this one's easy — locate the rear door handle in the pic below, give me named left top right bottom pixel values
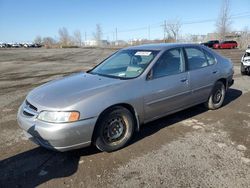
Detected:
left=213, top=70, right=218, bottom=74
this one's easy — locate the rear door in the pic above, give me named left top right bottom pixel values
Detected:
left=225, top=42, right=231, bottom=49
left=143, top=48, right=191, bottom=122
left=184, top=46, right=218, bottom=104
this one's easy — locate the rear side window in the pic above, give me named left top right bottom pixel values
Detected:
left=185, top=47, right=208, bottom=70
left=203, top=50, right=216, bottom=65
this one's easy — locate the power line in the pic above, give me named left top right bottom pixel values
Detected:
left=183, top=12, right=250, bottom=25
left=83, top=11, right=250, bottom=40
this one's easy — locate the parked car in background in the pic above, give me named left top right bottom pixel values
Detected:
left=5, top=43, right=12, bottom=48
left=17, top=43, right=234, bottom=152
left=11, top=43, right=21, bottom=48
left=0, top=42, right=42, bottom=48
left=241, top=48, right=250, bottom=75
left=24, top=43, right=33, bottom=48
left=201, top=40, right=219, bottom=48
left=213, top=41, right=238, bottom=49
left=0, top=43, right=6, bottom=48
left=34, top=43, right=42, bottom=48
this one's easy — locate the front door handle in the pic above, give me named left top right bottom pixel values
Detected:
left=180, top=78, right=188, bottom=82
left=213, top=70, right=218, bottom=74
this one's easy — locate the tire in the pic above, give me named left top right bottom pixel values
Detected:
left=205, top=81, right=226, bottom=110
left=241, top=63, right=247, bottom=75
left=94, top=106, right=135, bottom=152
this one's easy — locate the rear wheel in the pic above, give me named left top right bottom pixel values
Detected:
left=94, top=106, right=135, bottom=152
left=205, top=81, right=225, bottom=110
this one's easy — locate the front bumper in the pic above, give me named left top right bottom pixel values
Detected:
left=241, top=62, right=250, bottom=72
left=17, top=104, right=97, bottom=152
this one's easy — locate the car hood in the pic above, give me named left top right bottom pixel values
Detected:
left=27, top=72, right=124, bottom=109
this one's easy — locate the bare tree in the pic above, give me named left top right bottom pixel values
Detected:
left=165, top=19, right=182, bottom=42
left=43, top=37, right=56, bottom=48
left=34, top=35, right=42, bottom=44
left=93, top=24, right=103, bottom=46
left=58, top=27, right=71, bottom=46
left=238, top=27, right=250, bottom=49
left=216, top=0, right=232, bottom=40
left=73, top=30, right=82, bottom=46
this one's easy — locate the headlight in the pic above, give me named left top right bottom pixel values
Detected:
left=37, top=111, right=80, bottom=123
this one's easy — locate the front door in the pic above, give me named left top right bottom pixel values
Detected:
left=143, top=48, right=191, bottom=122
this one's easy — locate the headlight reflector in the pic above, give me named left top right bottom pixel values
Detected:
left=37, top=111, right=80, bottom=123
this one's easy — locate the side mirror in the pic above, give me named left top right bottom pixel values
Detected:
left=146, top=69, right=153, bottom=80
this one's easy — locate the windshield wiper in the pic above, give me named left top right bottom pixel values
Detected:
left=89, top=72, right=123, bottom=79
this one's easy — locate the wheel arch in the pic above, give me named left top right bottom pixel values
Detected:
left=207, top=78, right=227, bottom=101
left=217, top=78, right=227, bottom=89
left=218, top=78, right=226, bottom=86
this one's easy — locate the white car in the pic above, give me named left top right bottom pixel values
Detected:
left=241, top=49, right=250, bottom=75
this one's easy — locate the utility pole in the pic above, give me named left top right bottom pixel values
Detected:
left=115, top=27, right=118, bottom=45
left=164, top=20, right=167, bottom=43
left=148, top=25, right=150, bottom=41
left=112, top=32, right=115, bottom=46
left=85, top=32, right=87, bottom=41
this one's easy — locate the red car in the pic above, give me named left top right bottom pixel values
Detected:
left=213, top=41, right=238, bottom=49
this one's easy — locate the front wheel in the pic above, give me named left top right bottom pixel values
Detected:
left=94, top=106, right=135, bottom=152
left=205, top=81, right=226, bottom=110
left=241, top=63, right=247, bottom=75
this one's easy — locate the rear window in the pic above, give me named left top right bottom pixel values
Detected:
left=222, top=41, right=237, bottom=44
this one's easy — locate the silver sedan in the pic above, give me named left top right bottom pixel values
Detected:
left=17, top=43, right=234, bottom=152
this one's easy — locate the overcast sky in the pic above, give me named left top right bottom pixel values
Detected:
left=0, top=0, right=250, bottom=42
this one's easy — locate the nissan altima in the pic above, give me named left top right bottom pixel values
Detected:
left=17, top=43, right=234, bottom=152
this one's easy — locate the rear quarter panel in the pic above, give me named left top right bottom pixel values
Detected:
left=213, top=52, right=234, bottom=80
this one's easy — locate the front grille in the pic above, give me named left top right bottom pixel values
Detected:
left=23, top=100, right=38, bottom=117
left=25, top=100, right=38, bottom=111
left=23, top=110, right=34, bottom=117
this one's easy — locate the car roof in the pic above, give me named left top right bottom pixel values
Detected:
left=246, top=49, right=250, bottom=53
left=123, top=43, right=203, bottom=51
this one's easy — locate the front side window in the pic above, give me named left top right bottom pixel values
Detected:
left=90, top=50, right=159, bottom=79
left=153, top=48, right=184, bottom=78
left=185, top=47, right=208, bottom=70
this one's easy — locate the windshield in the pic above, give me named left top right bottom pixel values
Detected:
left=90, top=49, right=159, bottom=79
left=245, top=52, right=250, bottom=57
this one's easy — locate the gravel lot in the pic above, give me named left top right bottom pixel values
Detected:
left=0, top=48, right=249, bottom=188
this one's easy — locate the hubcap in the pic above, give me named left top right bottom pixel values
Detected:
left=103, top=117, right=126, bottom=143
left=213, top=89, right=222, bottom=104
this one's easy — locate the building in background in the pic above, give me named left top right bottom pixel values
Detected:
left=84, top=40, right=109, bottom=47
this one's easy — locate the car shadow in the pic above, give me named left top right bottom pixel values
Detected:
left=223, top=88, right=242, bottom=106
left=0, top=88, right=242, bottom=188
left=0, top=146, right=100, bottom=188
